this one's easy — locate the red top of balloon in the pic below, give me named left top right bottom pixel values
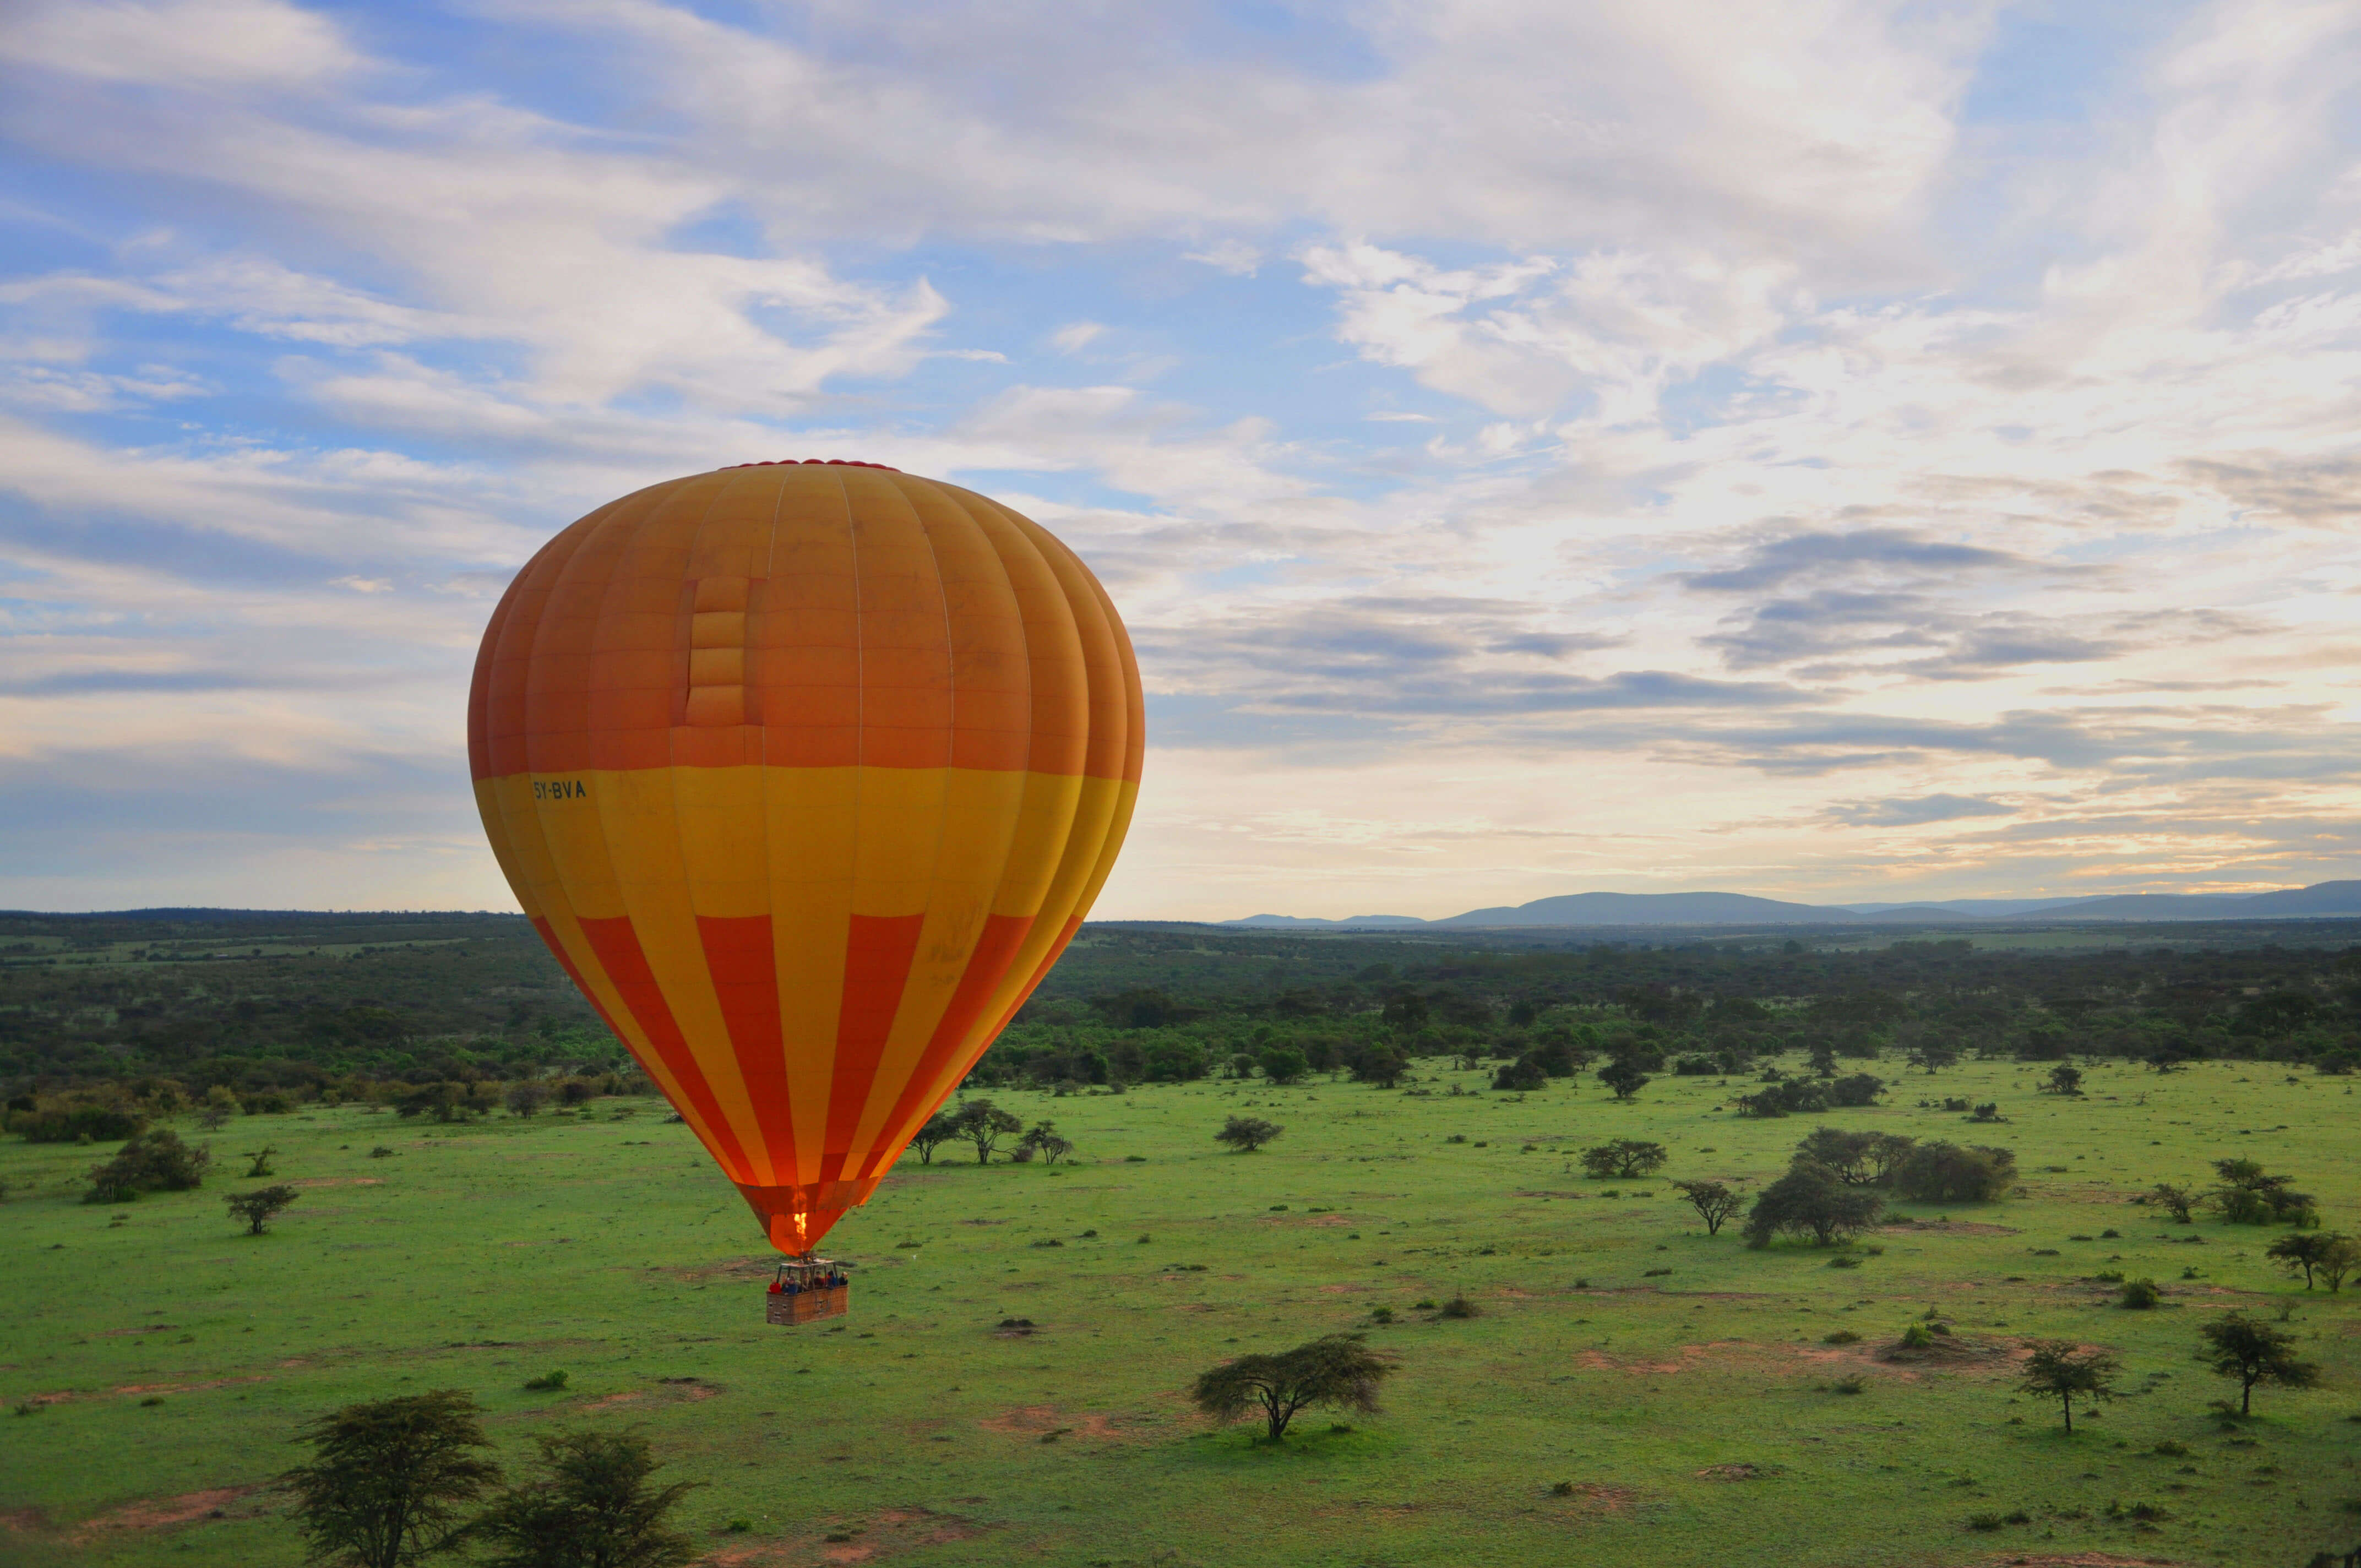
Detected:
left=723, top=459, right=900, bottom=471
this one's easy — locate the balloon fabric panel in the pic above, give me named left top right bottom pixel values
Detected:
left=469, top=464, right=1139, bottom=1254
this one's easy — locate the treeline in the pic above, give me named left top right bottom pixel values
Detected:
left=0, top=912, right=619, bottom=1093
left=977, top=925, right=2361, bottom=1087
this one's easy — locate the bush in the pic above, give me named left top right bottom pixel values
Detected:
left=2119, top=1279, right=2161, bottom=1309
left=1892, top=1142, right=2016, bottom=1204
left=1899, top=1322, right=1934, bottom=1349
left=1215, top=1117, right=1284, bottom=1153
left=1743, top=1160, right=1884, bottom=1247
left=1580, top=1139, right=1668, bottom=1179
left=1438, top=1295, right=1479, bottom=1319
left=522, top=1371, right=569, bottom=1391
left=85, top=1130, right=210, bottom=1203
left=8, top=1102, right=146, bottom=1144
left=1492, top=1057, right=1547, bottom=1092
left=226, top=1184, right=300, bottom=1235
left=472, top=1426, right=701, bottom=1568
left=1823, top=1330, right=1861, bottom=1344
left=1258, top=1047, right=1308, bottom=1085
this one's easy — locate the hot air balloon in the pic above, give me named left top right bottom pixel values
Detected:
left=468, top=460, right=1141, bottom=1316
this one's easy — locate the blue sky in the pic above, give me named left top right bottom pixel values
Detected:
left=2, top=0, right=2358, bottom=919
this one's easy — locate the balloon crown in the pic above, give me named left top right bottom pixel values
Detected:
left=724, top=458, right=900, bottom=471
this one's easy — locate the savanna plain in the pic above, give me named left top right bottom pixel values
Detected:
left=1, top=923, right=2356, bottom=1568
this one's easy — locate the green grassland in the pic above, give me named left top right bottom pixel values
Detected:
left=2, top=1060, right=2354, bottom=1568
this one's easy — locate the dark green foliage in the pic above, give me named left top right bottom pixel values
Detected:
left=2151, top=1183, right=2197, bottom=1223
left=85, top=1129, right=210, bottom=1203
left=1438, top=1294, right=1478, bottom=1319
left=2042, top=1065, right=2083, bottom=1095
left=2208, top=1158, right=2315, bottom=1225
left=243, top=1144, right=278, bottom=1178
left=1215, top=1116, right=1283, bottom=1153
left=2268, top=1231, right=2337, bottom=1288
left=1891, top=1142, right=2016, bottom=1204
left=282, top=1390, right=500, bottom=1568
left=1089, top=988, right=1199, bottom=1028
left=227, top=1183, right=300, bottom=1234
left=949, top=1099, right=1021, bottom=1163
left=1794, top=1128, right=1914, bottom=1185
left=1579, top=1139, right=1667, bottom=1179
left=469, top=1427, right=701, bottom=1568
left=2198, top=1314, right=2320, bottom=1414
left=1258, top=1047, right=1308, bottom=1085
left=7, top=1100, right=146, bottom=1143
left=522, top=1372, right=568, bottom=1392
left=1190, top=1335, right=1390, bottom=1441
left=1018, top=1121, right=1075, bottom=1164
left=1744, top=1161, right=1884, bottom=1246
left=2118, top=1279, right=2161, bottom=1309
left=1491, top=1057, right=1547, bottom=1091
left=1597, top=1058, right=1649, bottom=1101
left=1671, top=1178, right=1744, bottom=1235
left=504, top=1083, right=548, bottom=1118
left=1350, top=1046, right=1408, bottom=1087
left=1734, top=1074, right=1884, bottom=1117
left=907, top=1110, right=958, bottom=1165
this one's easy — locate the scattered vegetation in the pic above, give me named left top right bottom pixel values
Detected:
left=1190, top=1336, right=1391, bottom=1441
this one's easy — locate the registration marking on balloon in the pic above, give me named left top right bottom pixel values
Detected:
left=469, top=462, right=1141, bottom=1281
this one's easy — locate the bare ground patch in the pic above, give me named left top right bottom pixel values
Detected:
left=581, top=1378, right=722, bottom=1411
left=1881, top=1220, right=2020, bottom=1237
left=1972, top=1556, right=2182, bottom=1567
left=72, top=1487, right=258, bottom=1540
left=1696, top=1463, right=1768, bottom=1480
left=290, top=1177, right=384, bottom=1189
left=696, top=1509, right=988, bottom=1566
left=1550, top=1483, right=1638, bottom=1516
left=978, top=1404, right=1136, bottom=1442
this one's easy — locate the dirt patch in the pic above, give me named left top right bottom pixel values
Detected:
left=72, top=1487, right=256, bottom=1539
left=1975, top=1556, right=2182, bottom=1567
left=108, top=1376, right=273, bottom=1398
left=0, top=1508, right=51, bottom=1534
left=1550, top=1483, right=1637, bottom=1516
left=1877, top=1335, right=2048, bottom=1371
left=978, top=1404, right=1134, bottom=1442
left=1696, top=1463, right=1766, bottom=1480
left=290, top=1177, right=384, bottom=1189
left=1881, top=1219, right=2020, bottom=1237
left=1574, top=1340, right=1759, bottom=1377
left=583, top=1379, right=721, bottom=1411
left=94, top=1324, right=179, bottom=1337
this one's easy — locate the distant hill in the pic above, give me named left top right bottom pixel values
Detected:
left=1220, top=880, right=2361, bottom=928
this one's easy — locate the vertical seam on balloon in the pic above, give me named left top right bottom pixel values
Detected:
left=757, top=469, right=790, bottom=1186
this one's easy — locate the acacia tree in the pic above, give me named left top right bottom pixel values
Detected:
left=2267, top=1232, right=2337, bottom=1289
left=1019, top=1121, right=1075, bottom=1165
left=1579, top=1139, right=1667, bottom=1179
left=1190, top=1335, right=1389, bottom=1441
left=2042, top=1065, right=2084, bottom=1095
left=907, top=1110, right=959, bottom=1166
left=1743, top=1160, right=1884, bottom=1248
left=470, top=1427, right=701, bottom=1568
left=2150, top=1183, right=2197, bottom=1224
left=2017, top=1341, right=2119, bottom=1433
left=1670, top=1179, right=1744, bottom=1237
left=504, top=1084, right=548, bottom=1119
left=227, top=1184, right=300, bottom=1235
left=951, top=1100, right=1021, bottom=1164
left=2199, top=1314, right=2319, bottom=1415
left=1597, top=1059, right=1650, bottom=1102
left=282, top=1391, right=501, bottom=1568
left=1215, top=1116, right=1284, bottom=1153
left=2318, top=1236, right=2361, bottom=1295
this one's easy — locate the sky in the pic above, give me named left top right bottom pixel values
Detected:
left=2, top=0, right=2358, bottom=922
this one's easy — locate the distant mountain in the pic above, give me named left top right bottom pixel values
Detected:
left=1217, top=880, right=2361, bottom=928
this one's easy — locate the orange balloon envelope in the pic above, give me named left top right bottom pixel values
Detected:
left=469, top=460, right=1142, bottom=1254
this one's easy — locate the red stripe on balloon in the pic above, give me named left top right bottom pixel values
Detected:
left=818, top=913, right=927, bottom=1185
left=575, top=915, right=757, bottom=1175
left=696, top=914, right=798, bottom=1186
left=855, top=912, right=1033, bottom=1180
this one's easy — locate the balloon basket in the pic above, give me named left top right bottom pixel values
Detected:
left=765, top=1255, right=849, bottom=1326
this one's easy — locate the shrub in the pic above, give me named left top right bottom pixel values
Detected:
left=1597, top=1059, right=1650, bottom=1101
left=1492, top=1057, right=1548, bottom=1092
left=1892, top=1142, right=2016, bottom=1204
left=8, top=1102, right=146, bottom=1144
left=1743, top=1160, right=1884, bottom=1247
left=85, top=1130, right=210, bottom=1204
left=1438, top=1295, right=1479, bottom=1319
left=1899, top=1322, right=1935, bottom=1349
left=1258, top=1047, right=1308, bottom=1085
left=2118, top=1279, right=2161, bottom=1310
left=1215, top=1116, right=1284, bottom=1153
left=472, top=1427, right=701, bottom=1568
left=284, top=1391, right=501, bottom=1568
left=523, top=1371, right=569, bottom=1391
left=226, top=1184, right=300, bottom=1235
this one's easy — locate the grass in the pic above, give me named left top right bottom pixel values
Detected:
left=0, top=1059, right=2355, bottom=1566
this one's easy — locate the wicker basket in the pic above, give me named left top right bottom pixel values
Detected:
left=766, top=1283, right=849, bottom=1325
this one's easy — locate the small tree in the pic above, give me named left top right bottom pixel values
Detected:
left=1215, top=1116, right=1283, bottom=1153
left=1019, top=1121, right=1075, bottom=1165
left=1350, top=1047, right=1407, bottom=1088
left=2318, top=1235, right=2361, bottom=1295
left=907, top=1110, right=958, bottom=1166
left=1492, top=1057, right=1547, bottom=1092
left=282, top=1390, right=501, bottom=1568
left=1190, top=1335, right=1389, bottom=1442
left=1671, top=1179, right=1744, bottom=1237
left=1891, top=1142, right=2015, bottom=1204
left=470, top=1427, right=701, bottom=1568
left=228, top=1184, right=301, bottom=1235
left=2042, top=1065, right=2084, bottom=1095
left=1258, top=1047, right=1308, bottom=1085
left=1597, top=1059, right=1650, bottom=1101
left=1743, top=1160, right=1884, bottom=1248
left=2198, top=1314, right=2320, bottom=1415
left=2267, top=1232, right=2336, bottom=1289
left=85, top=1130, right=211, bottom=1204
left=2207, top=1158, right=2314, bottom=1226
left=243, top=1145, right=279, bottom=1178
left=951, top=1099, right=1020, bottom=1164
left=2017, top=1341, right=2119, bottom=1433
left=1579, top=1139, right=1667, bottom=1180
left=505, top=1084, right=549, bottom=1119
left=2151, top=1183, right=2197, bottom=1224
